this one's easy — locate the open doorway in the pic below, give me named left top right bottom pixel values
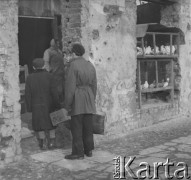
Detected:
left=18, top=15, right=62, bottom=115
left=18, top=17, right=53, bottom=73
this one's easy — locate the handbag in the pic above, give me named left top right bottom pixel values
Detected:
left=92, top=113, right=106, bottom=135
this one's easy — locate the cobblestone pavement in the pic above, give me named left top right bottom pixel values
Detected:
left=1, top=117, right=191, bottom=180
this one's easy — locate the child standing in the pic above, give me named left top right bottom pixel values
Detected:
left=25, top=58, right=60, bottom=150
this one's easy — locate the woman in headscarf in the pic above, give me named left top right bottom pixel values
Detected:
left=43, top=39, right=65, bottom=102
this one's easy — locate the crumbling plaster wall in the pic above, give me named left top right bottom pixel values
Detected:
left=0, top=0, right=21, bottom=166
left=161, top=0, right=191, bottom=115
left=81, top=0, right=137, bottom=139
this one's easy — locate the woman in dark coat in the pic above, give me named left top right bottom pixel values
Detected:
left=25, top=58, right=60, bottom=150
left=65, top=43, right=97, bottom=160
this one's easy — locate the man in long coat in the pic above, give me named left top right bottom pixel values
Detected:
left=25, top=58, right=60, bottom=150
left=65, top=43, right=97, bottom=160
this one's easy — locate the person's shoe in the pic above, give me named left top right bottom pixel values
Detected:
left=85, top=151, right=92, bottom=157
left=65, top=154, right=84, bottom=160
left=39, top=139, right=47, bottom=150
left=48, top=138, right=57, bottom=150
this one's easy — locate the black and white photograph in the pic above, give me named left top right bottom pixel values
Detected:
left=0, top=0, right=191, bottom=179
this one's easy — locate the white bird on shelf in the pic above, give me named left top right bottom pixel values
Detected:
left=172, top=46, right=176, bottom=54
left=155, top=46, right=160, bottom=54
left=161, top=45, right=166, bottom=54
left=143, top=81, right=149, bottom=89
left=165, top=46, right=170, bottom=55
left=145, top=46, right=152, bottom=55
left=163, top=78, right=170, bottom=87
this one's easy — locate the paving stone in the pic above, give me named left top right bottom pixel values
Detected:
left=164, top=142, right=177, bottom=146
left=87, top=150, right=116, bottom=163
left=177, top=144, right=191, bottom=153
left=104, top=165, right=113, bottom=173
left=139, top=147, right=163, bottom=155
left=175, top=153, right=191, bottom=159
left=148, top=153, right=169, bottom=158
left=153, top=145, right=168, bottom=150
left=77, top=171, right=96, bottom=178
left=171, top=138, right=184, bottom=143
left=52, top=159, right=97, bottom=171
left=94, top=165, right=108, bottom=171
left=30, top=149, right=70, bottom=163
left=167, top=147, right=176, bottom=151
left=95, top=172, right=109, bottom=179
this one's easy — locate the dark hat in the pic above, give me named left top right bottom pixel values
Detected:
left=32, top=58, right=45, bottom=69
left=71, top=43, right=85, bottom=56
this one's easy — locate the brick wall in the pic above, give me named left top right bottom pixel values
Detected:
left=0, top=0, right=21, bottom=166
left=61, top=0, right=82, bottom=51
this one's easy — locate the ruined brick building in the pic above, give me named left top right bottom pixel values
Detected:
left=0, top=0, right=191, bottom=165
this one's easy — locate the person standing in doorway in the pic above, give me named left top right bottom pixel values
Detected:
left=25, top=58, right=60, bottom=150
left=43, top=39, right=63, bottom=72
left=43, top=39, right=65, bottom=102
left=65, top=43, right=97, bottom=160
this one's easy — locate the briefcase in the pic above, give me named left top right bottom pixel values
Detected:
left=50, top=108, right=71, bottom=126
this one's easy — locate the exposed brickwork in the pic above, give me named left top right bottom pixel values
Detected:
left=0, top=0, right=21, bottom=166
left=61, top=0, right=82, bottom=51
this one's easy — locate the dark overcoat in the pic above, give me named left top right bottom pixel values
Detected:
left=65, top=57, right=97, bottom=116
left=49, top=53, right=65, bottom=102
left=25, top=69, right=60, bottom=131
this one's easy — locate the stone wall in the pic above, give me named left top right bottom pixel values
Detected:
left=138, top=101, right=180, bottom=128
left=81, top=0, right=137, bottom=140
left=60, top=0, right=191, bottom=142
left=161, top=0, right=191, bottom=115
left=0, top=0, right=21, bottom=166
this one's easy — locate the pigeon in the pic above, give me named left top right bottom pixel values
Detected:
left=165, top=46, right=170, bottom=55
left=163, top=78, right=170, bottom=87
left=161, top=45, right=166, bottom=54
left=172, top=46, right=176, bottom=54
left=137, top=47, right=143, bottom=55
left=155, top=46, right=160, bottom=54
left=143, top=81, right=149, bottom=89
left=145, top=46, right=152, bottom=55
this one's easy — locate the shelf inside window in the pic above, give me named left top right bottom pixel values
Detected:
left=137, top=55, right=178, bottom=59
left=141, top=86, right=173, bottom=93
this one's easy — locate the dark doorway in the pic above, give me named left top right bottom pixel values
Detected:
left=18, top=17, right=53, bottom=73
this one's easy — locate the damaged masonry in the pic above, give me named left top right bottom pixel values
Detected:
left=0, top=0, right=191, bottom=167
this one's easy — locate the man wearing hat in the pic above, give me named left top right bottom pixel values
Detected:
left=65, top=43, right=97, bottom=160
left=25, top=58, right=60, bottom=150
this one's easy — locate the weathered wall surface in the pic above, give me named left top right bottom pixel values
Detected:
left=81, top=0, right=137, bottom=140
left=161, top=0, right=191, bottom=115
left=138, top=101, right=180, bottom=128
left=61, top=0, right=82, bottom=52
left=0, top=0, right=21, bottom=166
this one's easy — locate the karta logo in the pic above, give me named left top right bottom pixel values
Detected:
left=113, top=156, right=190, bottom=179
